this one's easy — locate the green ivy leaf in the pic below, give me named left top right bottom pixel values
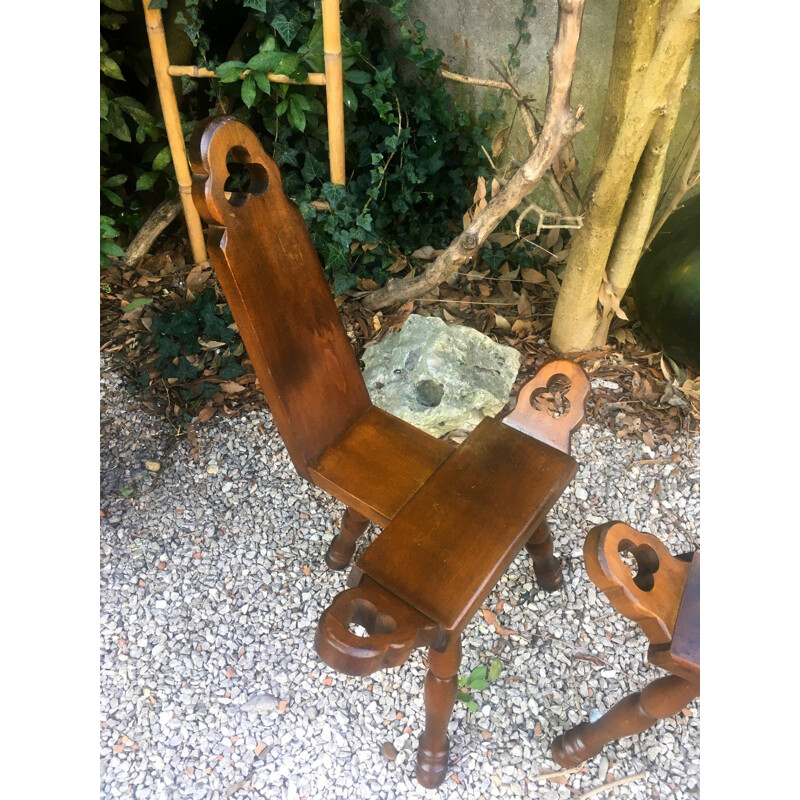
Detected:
left=301, top=151, right=327, bottom=184
left=105, top=103, right=131, bottom=142
left=290, top=93, right=310, bottom=112
left=253, top=71, right=271, bottom=94
left=241, top=74, right=257, bottom=107
left=332, top=271, right=356, bottom=297
left=258, top=35, right=277, bottom=53
left=274, top=53, right=304, bottom=79
left=272, top=13, right=302, bottom=46
left=467, top=666, right=487, bottom=685
left=488, top=658, right=503, bottom=682
left=218, top=357, right=246, bottom=380
left=287, top=98, right=306, bottom=132
left=243, top=0, right=267, bottom=13
left=342, top=84, right=358, bottom=112
left=103, top=174, right=127, bottom=188
left=135, top=171, right=160, bottom=191
left=306, top=18, right=324, bottom=52
left=275, top=99, right=289, bottom=117
left=247, top=50, right=284, bottom=73
left=115, top=96, right=155, bottom=125
left=345, top=69, right=372, bottom=85
left=123, top=297, right=154, bottom=312
left=152, top=146, right=172, bottom=171
left=100, top=53, right=124, bottom=81
left=214, top=61, right=246, bottom=83
left=103, top=0, right=134, bottom=11
left=100, top=239, right=126, bottom=258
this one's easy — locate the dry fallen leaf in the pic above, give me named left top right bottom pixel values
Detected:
left=219, top=381, right=246, bottom=394
left=411, top=245, right=439, bottom=261
left=481, top=606, right=517, bottom=636
left=380, top=742, right=397, bottom=761
left=196, top=406, right=215, bottom=423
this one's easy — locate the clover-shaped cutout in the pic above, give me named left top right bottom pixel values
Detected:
left=346, top=597, right=399, bottom=638
left=531, top=373, right=572, bottom=418
left=223, top=146, right=269, bottom=207
left=617, top=538, right=660, bottom=592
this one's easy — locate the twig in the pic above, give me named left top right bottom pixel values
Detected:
left=531, top=765, right=586, bottom=782
left=644, top=130, right=700, bottom=250
left=486, top=58, right=578, bottom=218
left=363, top=0, right=587, bottom=311
left=575, top=772, right=647, bottom=799
left=440, top=69, right=511, bottom=91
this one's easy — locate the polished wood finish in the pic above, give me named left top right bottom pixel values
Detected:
left=552, top=674, right=699, bottom=767
left=189, top=118, right=596, bottom=787
left=309, top=405, right=453, bottom=526
left=416, top=636, right=462, bottom=788
left=502, top=360, right=591, bottom=455
left=356, top=418, right=576, bottom=634
left=325, top=507, right=370, bottom=571
left=314, top=576, right=441, bottom=676
left=551, top=523, right=699, bottom=766
left=525, top=520, right=564, bottom=592
left=190, top=116, right=370, bottom=478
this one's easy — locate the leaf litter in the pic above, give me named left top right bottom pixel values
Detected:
left=101, top=231, right=699, bottom=447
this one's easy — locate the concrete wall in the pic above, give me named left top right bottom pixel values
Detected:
left=409, top=0, right=699, bottom=204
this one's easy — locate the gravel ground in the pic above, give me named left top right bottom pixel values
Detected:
left=100, top=358, right=700, bottom=800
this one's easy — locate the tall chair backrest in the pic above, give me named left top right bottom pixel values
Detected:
left=189, top=117, right=370, bottom=478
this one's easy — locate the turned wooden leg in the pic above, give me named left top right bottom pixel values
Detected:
left=416, top=636, right=462, bottom=788
left=525, top=520, right=563, bottom=592
left=551, top=674, right=699, bottom=767
left=325, top=507, right=369, bottom=570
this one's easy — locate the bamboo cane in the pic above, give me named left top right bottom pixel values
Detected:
left=321, top=0, right=346, bottom=185
left=142, top=0, right=208, bottom=265
left=167, top=65, right=327, bottom=85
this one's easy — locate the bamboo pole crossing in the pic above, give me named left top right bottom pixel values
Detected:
left=141, top=1, right=347, bottom=264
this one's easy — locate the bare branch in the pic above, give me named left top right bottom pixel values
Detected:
left=644, top=130, right=699, bottom=250
left=362, top=0, right=587, bottom=311
left=124, top=197, right=182, bottom=268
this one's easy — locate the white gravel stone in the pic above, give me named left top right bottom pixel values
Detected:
left=100, top=356, right=700, bottom=800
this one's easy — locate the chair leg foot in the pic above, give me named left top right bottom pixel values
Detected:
left=415, top=636, right=461, bottom=788
left=550, top=675, right=700, bottom=767
left=325, top=507, right=369, bottom=570
left=525, top=521, right=564, bottom=592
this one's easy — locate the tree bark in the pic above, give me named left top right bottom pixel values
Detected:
left=591, top=44, right=695, bottom=347
left=124, top=196, right=182, bottom=267
left=644, top=128, right=699, bottom=250
left=584, top=0, right=661, bottom=198
left=361, top=0, right=587, bottom=312
left=549, top=0, right=699, bottom=355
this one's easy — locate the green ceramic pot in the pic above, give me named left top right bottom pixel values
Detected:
left=632, top=193, right=700, bottom=371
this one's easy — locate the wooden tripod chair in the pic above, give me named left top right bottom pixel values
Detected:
left=189, top=116, right=593, bottom=787
left=551, top=522, right=700, bottom=767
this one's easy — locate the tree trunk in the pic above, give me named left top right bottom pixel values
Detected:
left=361, top=0, right=587, bottom=312
left=584, top=0, right=661, bottom=199
left=591, top=45, right=695, bottom=347
left=549, top=0, right=699, bottom=356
